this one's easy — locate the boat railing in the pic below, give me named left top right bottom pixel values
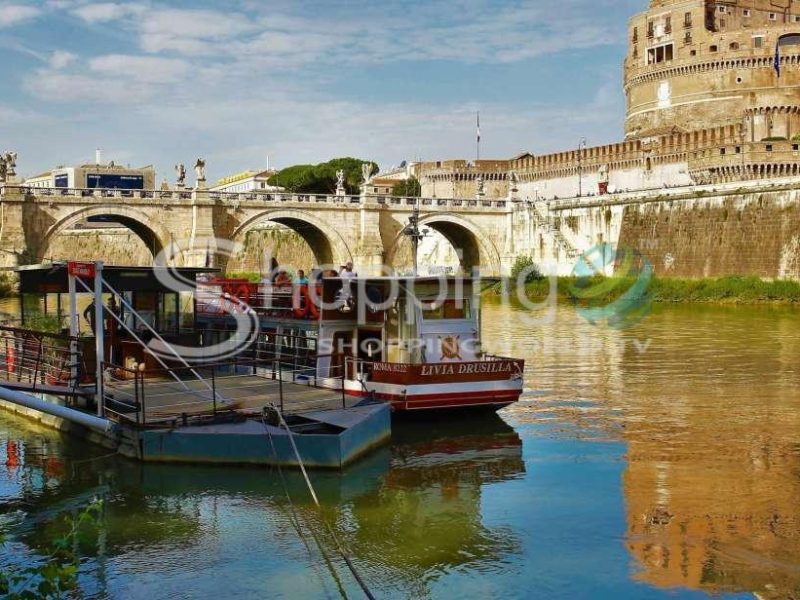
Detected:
left=0, top=325, right=88, bottom=394
left=100, top=357, right=342, bottom=427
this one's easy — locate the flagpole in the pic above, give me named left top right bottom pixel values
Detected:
left=476, top=111, right=481, bottom=162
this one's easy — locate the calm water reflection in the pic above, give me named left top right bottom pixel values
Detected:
left=1, top=299, right=799, bottom=599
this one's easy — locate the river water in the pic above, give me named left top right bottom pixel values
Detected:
left=1, top=299, right=799, bottom=599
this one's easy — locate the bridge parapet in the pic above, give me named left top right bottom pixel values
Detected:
left=6, top=186, right=514, bottom=212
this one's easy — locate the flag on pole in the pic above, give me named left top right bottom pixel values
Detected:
left=774, top=41, right=781, bottom=77
left=477, top=112, right=481, bottom=143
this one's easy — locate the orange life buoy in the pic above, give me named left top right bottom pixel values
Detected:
left=6, top=346, right=16, bottom=374
left=234, top=284, right=250, bottom=308
left=307, top=284, right=321, bottom=320
left=292, top=285, right=309, bottom=318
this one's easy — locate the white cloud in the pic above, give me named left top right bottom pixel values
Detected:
left=89, top=54, right=189, bottom=84
left=0, top=4, right=41, bottom=28
left=72, top=2, right=143, bottom=23
left=49, top=49, right=76, bottom=69
left=138, top=9, right=257, bottom=55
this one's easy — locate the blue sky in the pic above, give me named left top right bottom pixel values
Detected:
left=0, top=0, right=644, bottom=183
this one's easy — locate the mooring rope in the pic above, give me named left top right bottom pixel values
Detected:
left=260, top=412, right=349, bottom=599
left=271, top=407, right=376, bottom=600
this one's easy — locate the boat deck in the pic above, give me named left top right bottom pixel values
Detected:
left=104, top=373, right=354, bottom=425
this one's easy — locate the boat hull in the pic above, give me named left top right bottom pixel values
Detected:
left=344, top=379, right=523, bottom=412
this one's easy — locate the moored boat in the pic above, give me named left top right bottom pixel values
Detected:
left=196, top=275, right=525, bottom=412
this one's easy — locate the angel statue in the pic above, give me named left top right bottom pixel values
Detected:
left=175, top=163, right=186, bottom=186
left=361, top=162, right=373, bottom=184
left=194, top=158, right=206, bottom=181
left=3, top=151, right=17, bottom=177
left=335, top=169, right=346, bottom=197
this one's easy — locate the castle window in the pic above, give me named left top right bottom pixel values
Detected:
left=648, top=20, right=654, bottom=37
left=794, top=144, right=799, bottom=151
left=690, top=49, right=697, bottom=56
left=743, top=9, right=751, bottom=17
left=720, top=148, right=726, bottom=155
left=719, top=18, right=725, bottom=28
left=665, top=16, right=672, bottom=34
left=684, top=12, right=692, bottom=27
left=730, top=41, right=739, bottom=50
left=647, top=43, right=674, bottom=64
left=709, top=44, right=718, bottom=52
left=766, top=144, right=773, bottom=152
left=718, top=6, right=725, bottom=13
left=794, top=15, right=800, bottom=23
left=735, top=146, right=741, bottom=154
left=685, top=30, right=692, bottom=44
left=753, top=36, right=764, bottom=48
left=632, top=27, right=638, bottom=42
left=769, top=13, right=777, bottom=21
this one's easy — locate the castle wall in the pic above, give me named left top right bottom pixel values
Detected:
left=615, top=189, right=800, bottom=279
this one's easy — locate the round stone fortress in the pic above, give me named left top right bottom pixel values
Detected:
left=625, top=0, right=800, bottom=140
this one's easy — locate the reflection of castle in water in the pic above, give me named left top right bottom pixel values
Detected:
left=616, top=308, right=800, bottom=599
left=1, top=411, right=525, bottom=592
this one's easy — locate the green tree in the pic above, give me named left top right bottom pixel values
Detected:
left=391, top=176, right=421, bottom=197
left=268, top=158, right=378, bottom=194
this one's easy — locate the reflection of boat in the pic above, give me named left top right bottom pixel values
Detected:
left=2, top=410, right=525, bottom=594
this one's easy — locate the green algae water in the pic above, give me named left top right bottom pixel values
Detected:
left=1, top=300, right=799, bottom=599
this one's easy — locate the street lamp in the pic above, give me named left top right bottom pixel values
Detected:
left=401, top=199, right=430, bottom=276
left=577, top=137, right=587, bottom=197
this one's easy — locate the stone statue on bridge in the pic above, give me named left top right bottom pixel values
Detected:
left=175, top=163, right=186, bottom=187
left=335, top=169, right=346, bottom=197
left=361, top=163, right=373, bottom=185
left=194, top=158, right=206, bottom=182
left=1, top=151, right=17, bottom=181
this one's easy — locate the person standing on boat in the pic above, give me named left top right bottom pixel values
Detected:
left=296, top=270, right=309, bottom=284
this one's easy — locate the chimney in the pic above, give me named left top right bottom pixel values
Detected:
left=95, top=148, right=102, bottom=165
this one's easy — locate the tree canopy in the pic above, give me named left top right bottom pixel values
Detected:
left=391, top=176, right=421, bottom=197
left=267, top=157, right=378, bottom=194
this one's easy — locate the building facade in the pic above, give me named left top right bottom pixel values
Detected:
left=210, top=169, right=280, bottom=193
left=25, top=162, right=156, bottom=190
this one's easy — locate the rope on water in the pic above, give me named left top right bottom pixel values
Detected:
left=261, top=413, right=349, bottom=599
left=271, top=406, right=376, bottom=600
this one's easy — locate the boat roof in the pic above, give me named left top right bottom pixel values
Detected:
left=16, top=263, right=219, bottom=294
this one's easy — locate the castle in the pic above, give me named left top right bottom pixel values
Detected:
left=409, top=0, right=800, bottom=200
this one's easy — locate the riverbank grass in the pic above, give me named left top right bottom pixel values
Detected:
left=509, top=275, right=800, bottom=304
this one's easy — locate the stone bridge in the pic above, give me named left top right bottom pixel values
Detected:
left=0, top=185, right=539, bottom=276
left=3, top=178, right=798, bottom=280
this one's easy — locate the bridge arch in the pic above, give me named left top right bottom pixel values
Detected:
left=38, top=205, right=172, bottom=264
left=386, top=213, right=502, bottom=276
left=231, top=209, right=353, bottom=269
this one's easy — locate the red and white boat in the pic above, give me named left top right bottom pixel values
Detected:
left=196, top=275, right=524, bottom=412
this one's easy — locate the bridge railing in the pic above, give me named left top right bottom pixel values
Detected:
left=3, top=184, right=514, bottom=210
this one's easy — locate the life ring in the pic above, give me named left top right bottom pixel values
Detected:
left=234, top=284, right=250, bottom=308
left=307, top=284, right=321, bottom=319
left=292, top=285, right=309, bottom=318
left=6, top=346, right=16, bottom=374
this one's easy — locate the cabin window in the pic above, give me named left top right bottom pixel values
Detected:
left=421, top=299, right=471, bottom=320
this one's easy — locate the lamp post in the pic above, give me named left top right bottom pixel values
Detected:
left=402, top=198, right=430, bottom=276
left=577, top=137, right=587, bottom=197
